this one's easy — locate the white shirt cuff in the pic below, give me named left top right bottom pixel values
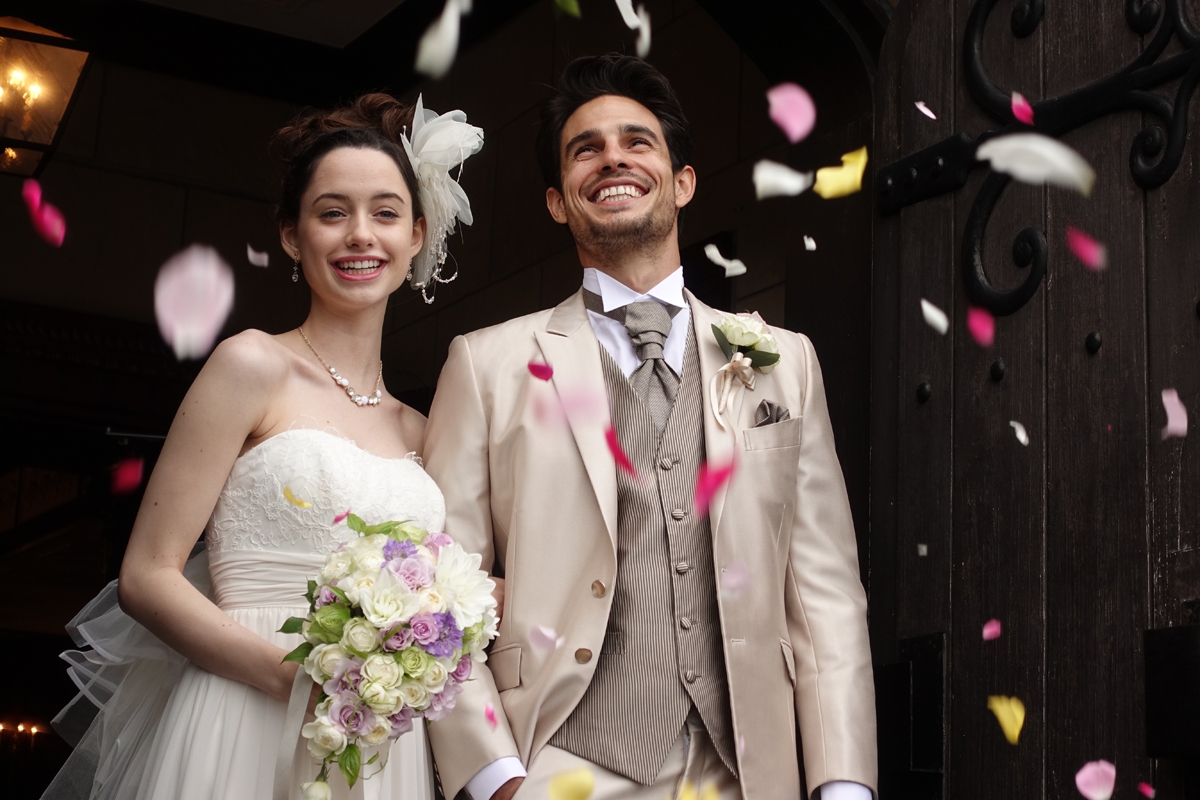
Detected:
left=818, top=781, right=874, bottom=800
left=465, top=756, right=527, bottom=800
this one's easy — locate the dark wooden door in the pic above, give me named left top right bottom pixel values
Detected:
left=870, top=0, right=1200, bottom=798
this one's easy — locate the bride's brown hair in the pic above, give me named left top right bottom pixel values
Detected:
left=272, top=92, right=424, bottom=226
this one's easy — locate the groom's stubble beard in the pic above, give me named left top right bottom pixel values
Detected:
left=567, top=180, right=679, bottom=265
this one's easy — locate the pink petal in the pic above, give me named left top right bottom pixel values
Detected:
left=32, top=202, right=66, bottom=247
left=967, top=307, right=995, bottom=347
left=111, top=458, right=145, bottom=494
left=1012, top=91, right=1035, bottom=125
left=721, top=562, right=750, bottom=595
left=21, top=179, right=41, bottom=213
left=1138, top=782, right=1156, bottom=799
left=737, top=735, right=746, bottom=756
left=1066, top=226, right=1107, bottom=270
left=154, top=245, right=235, bottom=360
left=527, top=361, right=554, bottom=381
left=530, top=625, right=563, bottom=650
left=333, top=509, right=351, bottom=525
left=1075, top=760, right=1116, bottom=800
left=767, top=83, right=816, bottom=144
left=604, top=426, right=638, bottom=477
left=695, top=459, right=736, bottom=516
left=982, top=619, right=1002, bottom=640
left=915, top=101, right=937, bottom=120
left=484, top=703, right=498, bottom=730
left=1162, top=388, right=1189, bottom=439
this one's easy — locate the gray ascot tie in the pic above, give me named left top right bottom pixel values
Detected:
left=584, top=289, right=682, bottom=433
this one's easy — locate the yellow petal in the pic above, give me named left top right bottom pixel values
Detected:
left=987, top=695, right=1026, bottom=745
left=812, top=146, right=869, bottom=199
left=548, top=767, right=595, bottom=800
left=283, top=486, right=312, bottom=508
left=699, top=783, right=720, bottom=800
left=677, top=782, right=698, bottom=800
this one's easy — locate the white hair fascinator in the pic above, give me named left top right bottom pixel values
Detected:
left=402, top=94, right=484, bottom=303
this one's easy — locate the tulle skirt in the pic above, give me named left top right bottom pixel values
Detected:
left=42, top=550, right=435, bottom=800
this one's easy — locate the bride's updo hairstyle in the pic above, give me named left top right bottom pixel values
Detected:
left=272, top=92, right=425, bottom=226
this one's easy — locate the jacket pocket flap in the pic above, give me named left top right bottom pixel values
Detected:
left=780, top=639, right=797, bottom=686
left=490, top=643, right=522, bottom=692
left=743, top=416, right=802, bottom=451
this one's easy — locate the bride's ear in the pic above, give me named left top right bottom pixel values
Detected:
left=280, top=223, right=298, bottom=261
left=409, top=215, right=427, bottom=260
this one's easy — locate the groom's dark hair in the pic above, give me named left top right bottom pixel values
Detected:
left=535, top=54, right=693, bottom=191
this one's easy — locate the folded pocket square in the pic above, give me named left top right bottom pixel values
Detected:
left=754, top=399, right=791, bottom=427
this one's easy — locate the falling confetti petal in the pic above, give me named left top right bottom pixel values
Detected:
left=21, top=179, right=40, bottom=213
left=333, top=509, right=351, bottom=525
left=283, top=486, right=312, bottom=508
left=614, top=0, right=640, bottom=27
left=982, top=619, right=1002, bottom=640
left=695, top=459, right=735, bottom=515
left=921, top=299, right=949, bottom=335
left=1138, top=782, right=1156, bottom=798
left=549, top=768, right=595, bottom=800
left=1076, top=760, right=1117, bottom=800
left=917, top=544, right=928, bottom=556
left=1010, top=420, right=1030, bottom=446
left=528, top=361, right=554, bottom=381
left=634, top=5, right=651, bottom=57
left=22, top=179, right=65, bottom=247
left=766, top=83, right=817, bottom=143
left=752, top=160, right=814, bottom=200
left=967, top=307, right=995, bottom=347
left=803, top=236, right=817, bottom=251
left=1161, top=388, right=1188, bottom=439
left=111, top=458, right=145, bottom=494
left=737, top=735, right=746, bottom=756
left=721, top=562, right=750, bottom=595
left=604, top=426, right=637, bottom=477
left=246, top=244, right=270, bottom=268
left=915, top=101, right=937, bottom=119
left=987, top=695, right=1026, bottom=745
left=1011, top=91, right=1035, bottom=125
left=484, top=703, right=498, bottom=730
left=812, top=146, right=869, bottom=199
left=976, top=133, right=1095, bottom=195
left=1066, top=226, right=1107, bottom=270
left=704, top=243, right=747, bottom=278
left=530, top=625, right=565, bottom=650
left=415, top=0, right=464, bottom=79
left=154, top=245, right=235, bottom=360
left=554, top=0, right=581, bottom=16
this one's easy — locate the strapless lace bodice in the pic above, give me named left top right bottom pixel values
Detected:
left=205, top=427, right=446, bottom=555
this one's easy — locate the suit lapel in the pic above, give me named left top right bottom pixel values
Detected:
left=534, top=290, right=619, bottom=548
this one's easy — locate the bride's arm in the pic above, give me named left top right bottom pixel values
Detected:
left=118, top=332, right=298, bottom=702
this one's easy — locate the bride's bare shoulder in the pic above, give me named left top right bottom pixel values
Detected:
left=199, top=329, right=293, bottom=389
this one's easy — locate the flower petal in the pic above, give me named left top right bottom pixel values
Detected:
left=530, top=625, right=563, bottom=650
left=1138, top=782, right=1156, bottom=798
left=153, top=245, right=235, bottom=360
left=283, top=486, right=312, bottom=508
left=812, top=146, right=869, bottom=199
left=921, top=299, right=949, bottom=335
left=527, top=361, right=554, bottom=381
left=704, top=243, right=747, bottom=278
left=917, top=543, right=928, bottom=556
left=1162, top=388, right=1189, bottom=439
left=554, top=0, right=581, bottom=16
left=1066, top=226, right=1107, bottom=270
left=21, top=178, right=41, bottom=214
left=635, top=6, right=651, bottom=57
left=987, top=695, right=1026, bottom=745
left=976, top=133, right=1096, bottom=195
left=604, top=426, right=638, bottom=477
left=1010, top=420, right=1030, bottom=446
left=333, top=509, right=351, bottom=525
left=111, top=458, right=145, bottom=494
left=720, top=562, right=750, bottom=595
left=1011, top=91, right=1035, bottom=125
left=1075, top=760, right=1117, bottom=800
left=803, top=236, right=817, bottom=251
left=414, top=0, right=463, bottom=79
left=484, top=702, right=498, bottom=730
left=31, top=202, right=66, bottom=247
left=767, top=83, right=817, bottom=144
left=967, top=307, right=995, bottom=347
left=982, top=619, right=1002, bottom=640
left=915, top=101, right=937, bottom=119
left=695, top=459, right=736, bottom=515
left=752, top=160, right=814, bottom=200
left=613, top=0, right=640, bottom=28
left=549, top=768, right=595, bottom=800
left=247, top=244, right=270, bottom=268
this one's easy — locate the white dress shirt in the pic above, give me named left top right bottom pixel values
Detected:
left=466, top=268, right=871, bottom=800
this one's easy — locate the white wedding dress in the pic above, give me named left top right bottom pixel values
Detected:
left=44, top=425, right=443, bottom=800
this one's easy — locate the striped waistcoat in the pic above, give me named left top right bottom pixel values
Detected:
left=549, top=326, right=737, bottom=784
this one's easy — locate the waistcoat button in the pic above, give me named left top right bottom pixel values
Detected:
left=671, top=509, right=686, bottom=521
left=658, top=457, right=674, bottom=470
left=684, top=669, right=697, bottom=683
left=575, top=648, right=592, bottom=664
left=675, top=561, right=690, bottom=574
left=591, top=580, right=606, bottom=598
left=680, top=617, right=693, bottom=630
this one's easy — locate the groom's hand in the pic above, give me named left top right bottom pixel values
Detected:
left=491, top=777, right=523, bottom=800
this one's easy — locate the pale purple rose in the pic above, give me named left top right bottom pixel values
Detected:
left=424, top=611, right=464, bottom=659
left=329, top=692, right=376, bottom=736
left=409, top=612, right=441, bottom=646
left=388, top=555, right=434, bottom=590
left=388, top=706, right=415, bottom=739
left=449, top=656, right=473, bottom=683
left=322, top=658, right=363, bottom=698
left=383, top=538, right=417, bottom=562
left=423, top=532, right=453, bottom=556
left=314, top=586, right=338, bottom=609
left=422, top=681, right=463, bottom=722
left=381, top=626, right=415, bottom=653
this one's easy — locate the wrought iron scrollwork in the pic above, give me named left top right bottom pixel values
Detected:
left=878, top=0, right=1200, bottom=316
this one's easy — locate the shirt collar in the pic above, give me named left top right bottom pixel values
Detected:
left=581, top=267, right=686, bottom=313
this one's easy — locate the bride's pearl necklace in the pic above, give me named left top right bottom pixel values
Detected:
left=297, top=327, right=383, bottom=407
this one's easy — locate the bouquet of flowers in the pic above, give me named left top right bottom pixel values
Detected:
left=279, top=515, right=498, bottom=793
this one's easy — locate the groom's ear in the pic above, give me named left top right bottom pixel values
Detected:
left=546, top=186, right=569, bottom=225
left=674, top=165, right=697, bottom=209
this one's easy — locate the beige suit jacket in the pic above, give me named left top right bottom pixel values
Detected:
left=424, top=289, right=877, bottom=800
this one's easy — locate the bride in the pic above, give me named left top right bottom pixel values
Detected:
left=43, top=93, right=485, bottom=800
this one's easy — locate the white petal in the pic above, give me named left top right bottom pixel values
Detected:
left=1009, top=420, right=1030, bottom=446
left=975, top=133, right=1096, bottom=195
left=752, top=160, right=814, bottom=199
left=614, top=0, right=640, bottom=28
left=920, top=298, right=949, bottom=335
left=803, top=236, right=817, bottom=251
left=246, top=244, right=269, bottom=267
left=154, top=245, right=235, bottom=360
left=635, top=6, right=651, bottom=57
left=704, top=243, right=747, bottom=278
left=414, top=0, right=462, bottom=80
left=915, top=101, right=937, bottom=119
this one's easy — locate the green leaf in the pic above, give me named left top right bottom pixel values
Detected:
left=346, top=514, right=367, bottom=534
left=366, top=753, right=380, bottom=766
left=281, top=641, right=313, bottom=664
left=330, top=585, right=349, bottom=604
left=745, top=349, right=781, bottom=369
left=278, top=616, right=306, bottom=635
left=711, top=324, right=735, bottom=361
left=339, top=743, right=362, bottom=789
left=304, top=580, right=317, bottom=608
left=554, top=0, right=581, bottom=16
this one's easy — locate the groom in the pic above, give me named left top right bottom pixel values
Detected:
left=424, top=54, right=876, bottom=800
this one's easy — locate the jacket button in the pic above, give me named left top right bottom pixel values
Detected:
left=658, top=457, right=674, bottom=470
left=680, top=617, right=693, bottom=630
left=675, top=561, right=690, bottom=574
left=575, top=648, right=592, bottom=664
left=684, top=669, right=697, bottom=683
left=591, top=580, right=606, bottom=598
left=671, top=509, right=686, bottom=521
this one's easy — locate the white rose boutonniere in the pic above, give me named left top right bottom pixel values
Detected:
left=710, top=312, right=782, bottom=427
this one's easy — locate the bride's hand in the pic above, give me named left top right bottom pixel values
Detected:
left=491, top=577, right=505, bottom=623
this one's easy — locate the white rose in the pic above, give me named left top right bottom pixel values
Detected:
left=347, top=534, right=388, bottom=559
left=354, top=550, right=386, bottom=574
left=418, top=586, right=448, bottom=614
left=755, top=332, right=779, bottom=374
left=304, top=643, right=348, bottom=681
left=720, top=315, right=766, bottom=347
left=339, top=570, right=378, bottom=605
left=397, top=679, right=431, bottom=710
left=301, top=717, right=347, bottom=758
left=362, top=718, right=392, bottom=747
left=360, top=572, right=421, bottom=629
left=361, top=679, right=403, bottom=716
left=301, top=618, right=322, bottom=645
left=362, top=652, right=404, bottom=687
left=301, top=781, right=332, bottom=800
left=421, top=659, right=450, bottom=692
left=340, top=617, right=380, bottom=656
left=319, top=552, right=353, bottom=584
